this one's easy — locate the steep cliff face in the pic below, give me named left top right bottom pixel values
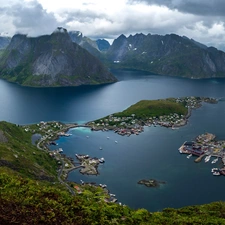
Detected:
left=106, top=33, right=225, bottom=78
left=68, top=31, right=101, bottom=58
left=0, top=28, right=117, bottom=87
left=68, top=31, right=110, bottom=63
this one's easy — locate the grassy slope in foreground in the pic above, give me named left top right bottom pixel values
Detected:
left=1, top=171, right=225, bottom=224
left=0, top=121, right=58, bottom=180
left=0, top=121, right=225, bottom=224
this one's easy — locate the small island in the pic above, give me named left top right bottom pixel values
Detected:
left=138, top=179, right=166, bottom=188
left=87, top=96, right=217, bottom=136
left=75, top=154, right=105, bottom=175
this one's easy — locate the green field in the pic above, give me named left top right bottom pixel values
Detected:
left=114, top=98, right=187, bottom=119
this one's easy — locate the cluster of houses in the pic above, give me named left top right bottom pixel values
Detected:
left=24, top=121, right=63, bottom=136
left=176, top=96, right=217, bottom=109
left=87, top=96, right=217, bottom=137
left=89, top=111, right=186, bottom=136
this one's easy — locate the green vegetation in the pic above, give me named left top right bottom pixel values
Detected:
left=0, top=121, right=57, bottom=180
left=114, top=99, right=187, bottom=119
left=1, top=171, right=225, bottom=224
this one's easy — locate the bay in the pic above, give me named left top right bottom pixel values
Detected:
left=0, top=70, right=225, bottom=211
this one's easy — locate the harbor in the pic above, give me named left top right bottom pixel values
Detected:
left=179, top=132, right=225, bottom=176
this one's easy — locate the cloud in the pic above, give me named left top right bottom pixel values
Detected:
left=129, top=0, right=225, bottom=16
left=0, top=0, right=225, bottom=51
left=61, top=3, right=195, bottom=39
left=0, top=0, right=58, bottom=36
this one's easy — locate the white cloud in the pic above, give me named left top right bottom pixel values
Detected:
left=0, top=0, right=225, bottom=50
left=179, top=21, right=225, bottom=49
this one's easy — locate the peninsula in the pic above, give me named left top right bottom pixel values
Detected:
left=87, top=96, right=217, bottom=136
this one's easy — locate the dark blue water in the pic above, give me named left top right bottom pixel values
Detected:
left=1, top=70, right=225, bottom=211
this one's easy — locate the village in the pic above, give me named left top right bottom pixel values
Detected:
left=22, top=120, right=120, bottom=203
left=20, top=96, right=220, bottom=203
left=179, top=132, right=225, bottom=176
left=88, top=96, right=218, bottom=136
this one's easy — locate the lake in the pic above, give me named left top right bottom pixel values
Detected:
left=1, top=69, right=225, bottom=211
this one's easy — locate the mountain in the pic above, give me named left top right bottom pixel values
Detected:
left=106, top=33, right=225, bottom=78
left=0, top=36, right=11, bottom=50
left=0, top=27, right=117, bottom=87
left=96, top=39, right=110, bottom=51
left=68, top=31, right=101, bottom=58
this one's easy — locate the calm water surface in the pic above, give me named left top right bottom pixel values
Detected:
left=0, top=70, right=225, bottom=211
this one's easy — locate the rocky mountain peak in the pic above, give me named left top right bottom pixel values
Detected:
left=0, top=28, right=117, bottom=87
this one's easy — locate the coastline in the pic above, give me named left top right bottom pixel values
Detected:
left=86, top=97, right=217, bottom=136
left=31, top=96, right=218, bottom=193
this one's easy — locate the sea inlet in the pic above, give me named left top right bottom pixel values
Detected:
left=50, top=99, right=225, bottom=212
left=1, top=69, right=225, bottom=211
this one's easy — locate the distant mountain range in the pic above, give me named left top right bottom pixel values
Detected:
left=1, top=29, right=225, bottom=86
left=106, top=33, right=225, bottom=78
left=0, top=28, right=116, bottom=87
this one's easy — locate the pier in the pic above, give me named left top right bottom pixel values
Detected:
left=178, top=132, right=225, bottom=176
left=195, top=154, right=206, bottom=163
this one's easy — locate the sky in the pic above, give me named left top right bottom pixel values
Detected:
left=0, top=0, right=225, bottom=50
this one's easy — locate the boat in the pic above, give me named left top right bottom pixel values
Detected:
left=115, top=140, right=118, bottom=143
left=187, top=154, right=192, bottom=159
left=213, top=171, right=221, bottom=176
left=211, top=158, right=218, bottom=164
left=58, top=148, right=63, bottom=153
left=204, top=155, right=211, bottom=163
left=211, top=168, right=219, bottom=173
left=99, top=147, right=103, bottom=150
left=49, top=141, right=57, bottom=145
left=99, top=157, right=105, bottom=163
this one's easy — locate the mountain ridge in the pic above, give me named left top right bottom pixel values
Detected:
left=106, top=33, right=225, bottom=78
left=0, top=27, right=117, bottom=87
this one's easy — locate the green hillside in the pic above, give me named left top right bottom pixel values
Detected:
left=0, top=121, right=225, bottom=224
left=1, top=171, right=225, bottom=224
left=0, top=121, right=57, bottom=180
left=114, top=99, right=187, bottom=119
